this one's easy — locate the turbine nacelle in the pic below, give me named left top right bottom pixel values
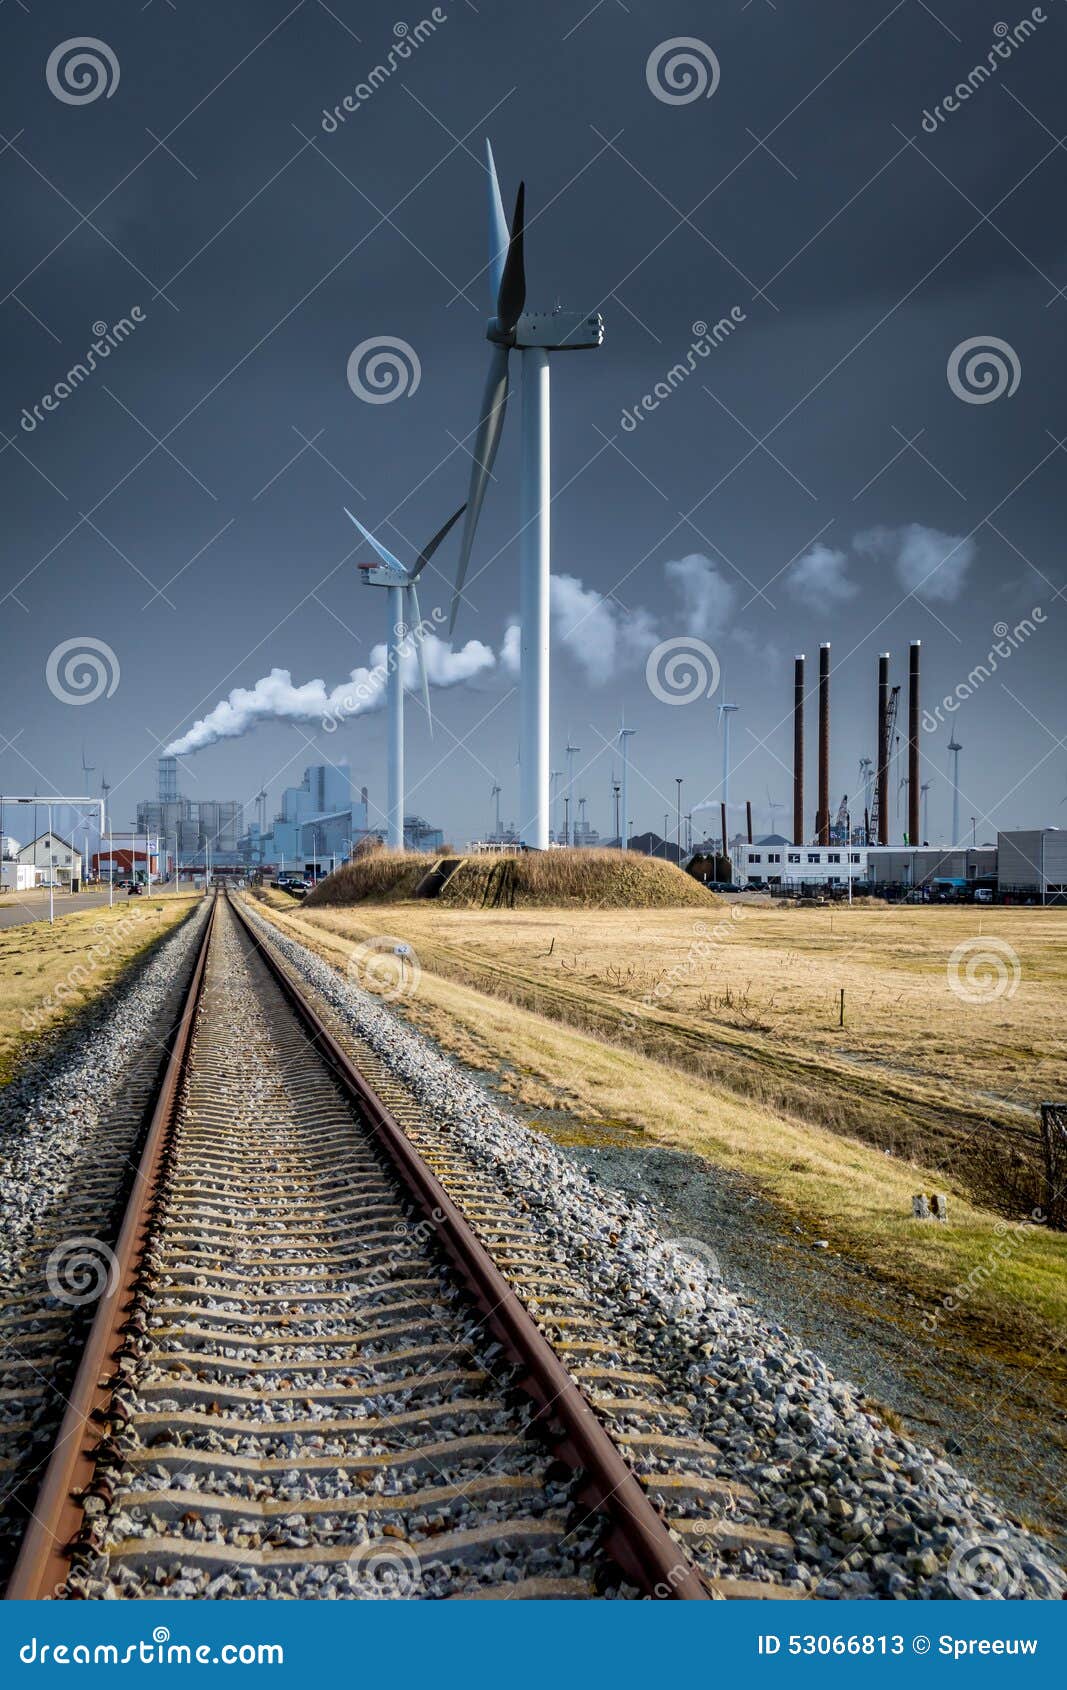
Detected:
left=487, top=308, right=605, bottom=351
left=357, top=562, right=408, bottom=590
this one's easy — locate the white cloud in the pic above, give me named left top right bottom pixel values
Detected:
left=855, top=523, right=975, bottom=603
left=500, top=621, right=521, bottom=676
left=663, top=553, right=736, bottom=636
left=786, top=542, right=857, bottom=602
left=550, top=573, right=658, bottom=685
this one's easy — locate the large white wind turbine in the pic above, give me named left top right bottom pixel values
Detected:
left=344, top=504, right=465, bottom=850
left=449, top=141, right=604, bottom=848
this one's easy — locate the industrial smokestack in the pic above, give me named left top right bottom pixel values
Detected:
left=818, top=643, right=830, bottom=847
left=793, top=655, right=805, bottom=846
left=877, top=654, right=890, bottom=847
left=721, top=801, right=728, bottom=859
left=746, top=799, right=753, bottom=845
left=909, top=640, right=921, bottom=847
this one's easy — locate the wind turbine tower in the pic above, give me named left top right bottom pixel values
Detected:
left=345, top=504, right=465, bottom=850
left=449, top=141, right=605, bottom=848
left=619, top=723, right=636, bottom=850
left=921, top=780, right=931, bottom=844
left=718, top=684, right=739, bottom=816
left=947, top=735, right=962, bottom=846
left=565, top=739, right=581, bottom=847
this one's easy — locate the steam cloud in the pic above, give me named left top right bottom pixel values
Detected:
left=663, top=553, right=736, bottom=637
left=855, top=523, right=975, bottom=603
left=787, top=542, right=857, bottom=602
left=164, top=633, right=495, bottom=756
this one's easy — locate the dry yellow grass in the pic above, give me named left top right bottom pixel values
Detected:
left=248, top=896, right=1065, bottom=1210
left=307, top=847, right=717, bottom=909
left=0, top=895, right=200, bottom=1084
left=242, top=890, right=1067, bottom=1368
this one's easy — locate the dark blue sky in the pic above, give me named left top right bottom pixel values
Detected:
left=2, top=0, right=1064, bottom=847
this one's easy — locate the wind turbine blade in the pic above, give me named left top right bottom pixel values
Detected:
left=342, top=508, right=406, bottom=575
left=449, top=344, right=510, bottom=633
left=497, top=182, right=526, bottom=331
left=485, top=139, right=510, bottom=307
left=410, top=502, right=467, bottom=579
left=409, top=583, right=433, bottom=738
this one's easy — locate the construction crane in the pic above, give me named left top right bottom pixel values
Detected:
left=869, top=684, right=900, bottom=844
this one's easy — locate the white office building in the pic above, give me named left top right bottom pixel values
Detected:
left=16, top=832, right=83, bottom=889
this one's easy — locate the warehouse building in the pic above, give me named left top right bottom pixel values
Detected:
left=737, top=836, right=1041, bottom=898
left=996, top=829, right=1067, bottom=900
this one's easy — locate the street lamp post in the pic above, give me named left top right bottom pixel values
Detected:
left=675, top=778, right=682, bottom=864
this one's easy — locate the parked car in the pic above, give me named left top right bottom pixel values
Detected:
left=127, top=883, right=142, bottom=896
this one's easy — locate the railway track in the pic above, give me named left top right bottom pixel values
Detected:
left=6, top=891, right=796, bottom=1601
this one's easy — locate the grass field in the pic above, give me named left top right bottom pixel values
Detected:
left=247, top=888, right=1067, bottom=1371
left=0, top=894, right=200, bottom=1085
left=255, top=893, right=1064, bottom=1212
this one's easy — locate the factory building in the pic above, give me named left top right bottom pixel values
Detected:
left=138, top=759, right=243, bottom=867
left=996, top=829, right=1067, bottom=899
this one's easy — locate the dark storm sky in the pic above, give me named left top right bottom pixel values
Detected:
left=2, top=0, right=1065, bottom=847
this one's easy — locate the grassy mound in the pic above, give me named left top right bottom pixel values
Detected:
left=306, top=848, right=718, bottom=910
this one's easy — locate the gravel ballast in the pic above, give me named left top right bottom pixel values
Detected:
left=246, top=902, right=1066, bottom=1602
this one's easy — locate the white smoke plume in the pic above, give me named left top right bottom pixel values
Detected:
left=550, top=573, right=657, bottom=685
left=786, top=542, right=857, bottom=602
left=854, top=523, right=975, bottom=603
left=663, top=553, right=736, bottom=636
left=164, top=633, right=496, bottom=756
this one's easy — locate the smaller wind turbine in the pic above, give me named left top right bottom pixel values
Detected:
left=947, top=734, right=962, bottom=845
left=920, top=780, right=931, bottom=844
left=618, top=721, right=636, bottom=851
left=565, top=737, right=581, bottom=847
left=344, top=503, right=466, bottom=850
left=490, top=779, right=503, bottom=838
left=718, top=681, right=739, bottom=814
left=765, top=785, right=784, bottom=832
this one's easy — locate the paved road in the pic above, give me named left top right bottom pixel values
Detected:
left=0, top=886, right=182, bottom=930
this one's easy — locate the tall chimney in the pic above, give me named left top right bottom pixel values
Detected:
left=909, top=640, right=921, bottom=847
left=721, top=800, right=728, bottom=859
left=877, top=654, right=890, bottom=847
left=793, top=655, right=805, bottom=846
left=818, top=643, right=830, bottom=846
left=746, top=799, right=753, bottom=845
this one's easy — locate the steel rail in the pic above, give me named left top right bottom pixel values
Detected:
left=228, top=893, right=710, bottom=1600
left=5, top=893, right=219, bottom=1601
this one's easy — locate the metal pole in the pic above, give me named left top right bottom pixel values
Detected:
left=848, top=811, right=853, bottom=907
left=387, top=584, right=404, bottom=850
left=108, top=822, right=113, bottom=908
left=675, top=778, right=682, bottom=862
left=48, top=803, right=54, bottom=924
left=519, top=347, right=550, bottom=848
